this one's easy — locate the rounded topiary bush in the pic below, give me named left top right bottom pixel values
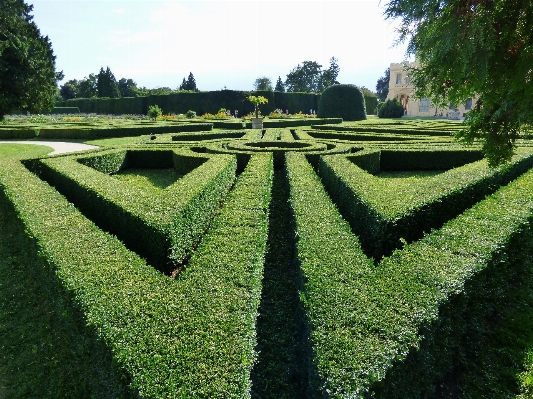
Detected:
left=317, top=84, right=366, bottom=121
left=378, top=99, right=405, bottom=118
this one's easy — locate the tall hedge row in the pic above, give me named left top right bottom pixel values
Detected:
left=65, top=90, right=376, bottom=116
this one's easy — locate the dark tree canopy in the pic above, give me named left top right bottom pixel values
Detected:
left=384, top=0, right=533, bottom=166
left=59, top=79, right=79, bottom=100
left=97, top=67, right=120, bottom=98
left=77, top=74, right=97, bottom=99
left=179, top=72, right=198, bottom=91
left=0, top=0, right=63, bottom=118
left=285, top=61, right=323, bottom=93
left=318, top=57, right=340, bottom=92
left=376, top=67, right=390, bottom=102
left=274, top=76, right=285, bottom=92
left=117, top=78, right=138, bottom=97
left=253, top=76, right=273, bottom=91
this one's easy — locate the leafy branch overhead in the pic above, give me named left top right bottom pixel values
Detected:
left=384, top=0, right=533, bottom=166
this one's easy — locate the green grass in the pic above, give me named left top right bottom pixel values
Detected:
left=112, top=168, right=183, bottom=190
left=0, top=143, right=52, bottom=159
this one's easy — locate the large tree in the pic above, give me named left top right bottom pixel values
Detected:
left=376, top=67, right=390, bottom=102
left=253, top=76, right=273, bottom=91
left=77, top=73, right=97, bottom=98
left=274, top=76, right=285, bottom=92
left=179, top=72, right=198, bottom=91
left=60, top=79, right=80, bottom=101
left=318, top=57, right=340, bottom=92
left=0, top=0, right=63, bottom=118
left=384, top=0, right=533, bottom=166
left=97, top=66, right=120, bottom=98
left=117, top=78, right=138, bottom=97
left=285, top=60, right=323, bottom=93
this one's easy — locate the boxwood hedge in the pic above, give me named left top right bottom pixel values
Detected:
left=27, top=148, right=236, bottom=273
left=319, top=147, right=533, bottom=259
left=286, top=152, right=533, bottom=397
left=0, top=152, right=273, bottom=398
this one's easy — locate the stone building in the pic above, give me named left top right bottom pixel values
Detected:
left=386, top=60, right=474, bottom=119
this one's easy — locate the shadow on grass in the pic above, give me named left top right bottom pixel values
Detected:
left=0, top=192, right=134, bottom=398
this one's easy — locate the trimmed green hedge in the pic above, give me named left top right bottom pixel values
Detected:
left=308, top=131, right=423, bottom=142
left=285, top=152, right=533, bottom=396
left=318, top=148, right=533, bottom=259
left=317, top=84, right=366, bottom=121
left=0, top=152, right=273, bottom=397
left=0, top=128, right=39, bottom=139
left=311, top=124, right=453, bottom=136
left=49, top=107, right=80, bottom=114
left=28, top=148, right=236, bottom=273
left=38, top=123, right=213, bottom=139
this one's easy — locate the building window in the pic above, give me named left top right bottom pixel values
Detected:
left=396, top=73, right=402, bottom=84
left=405, top=75, right=410, bottom=85
left=465, top=98, right=472, bottom=110
left=449, top=103, right=456, bottom=110
left=419, top=98, right=430, bottom=113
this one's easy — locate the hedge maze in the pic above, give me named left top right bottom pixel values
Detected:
left=2, top=125, right=533, bottom=398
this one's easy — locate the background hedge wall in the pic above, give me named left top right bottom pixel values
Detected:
left=66, top=90, right=377, bottom=116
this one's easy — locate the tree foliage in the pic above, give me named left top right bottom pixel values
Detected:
left=0, top=0, right=63, bottom=118
left=378, top=98, right=405, bottom=118
left=384, top=0, right=533, bottom=166
left=274, top=76, right=285, bottom=92
left=253, top=76, right=273, bottom=91
left=285, top=57, right=340, bottom=93
left=77, top=74, right=98, bottom=99
left=376, top=67, right=390, bottom=102
left=59, top=79, right=79, bottom=100
left=117, top=78, right=138, bottom=97
left=97, top=67, right=120, bottom=98
left=318, top=57, right=340, bottom=92
left=179, top=72, right=198, bottom=91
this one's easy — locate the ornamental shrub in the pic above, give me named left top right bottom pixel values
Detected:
left=317, top=84, right=366, bottom=121
left=147, top=104, right=162, bottom=120
left=378, top=98, right=405, bottom=118
left=186, top=109, right=197, bottom=118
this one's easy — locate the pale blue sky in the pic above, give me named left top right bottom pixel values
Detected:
left=30, top=0, right=411, bottom=92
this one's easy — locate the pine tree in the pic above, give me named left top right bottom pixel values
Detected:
left=186, top=72, right=197, bottom=91
left=0, top=0, right=63, bottom=118
left=274, top=76, right=285, bottom=92
left=179, top=78, right=187, bottom=91
left=96, top=66, right=120, bottom=98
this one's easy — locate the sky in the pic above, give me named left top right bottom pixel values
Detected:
left=30, top=0, right=413, bottom=93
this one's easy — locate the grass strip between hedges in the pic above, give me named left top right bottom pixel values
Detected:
left=0, top=152, right=273, bottom=398
left=286, top=152, right=533, bottom=397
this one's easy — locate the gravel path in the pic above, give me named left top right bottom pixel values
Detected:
left=0, top=140, right=99, bottom=155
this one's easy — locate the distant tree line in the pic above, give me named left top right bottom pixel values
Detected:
left=253, top=57, right=342, bottom=94
left=59, top=68, right=198, bottom=101
left=253, top=57, right=378, bottom=99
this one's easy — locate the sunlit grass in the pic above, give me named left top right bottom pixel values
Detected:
left=0, top=144, right=52, bottom=159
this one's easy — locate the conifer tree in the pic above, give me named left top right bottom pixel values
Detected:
left=274, top=76, right=285, bottom=92
left=96, top=66, right=120, bottom=98
left=0, top=0, right=63, bottom=118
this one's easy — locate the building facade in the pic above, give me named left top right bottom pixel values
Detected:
left=386, top=60, right=474, bottom=119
